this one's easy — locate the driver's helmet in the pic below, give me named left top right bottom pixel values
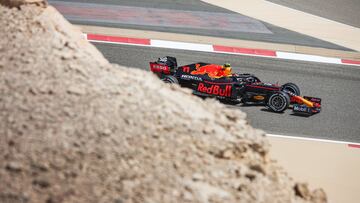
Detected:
left=222, top=63, right=232, bottom=76
left=222, top=63, right=231, bottom=69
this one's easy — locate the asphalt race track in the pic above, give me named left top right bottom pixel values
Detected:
left=93, top=42, right=360, bottom=143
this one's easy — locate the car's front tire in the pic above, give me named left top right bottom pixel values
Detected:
left=281, top=82, right=300, bottom=96
left=267, top=92, right=290, bottom=112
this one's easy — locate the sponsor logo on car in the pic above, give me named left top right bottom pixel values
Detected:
left=293, top=104, right=309, bottom=112
left=181, top=74, right=202, bottom=81
left=152, top=64, right=168, bottom=70
left=150, top=63, right=170, bottom=74
left=158, top=57, right=168, bottom=63
left=197, top=83, right=232, bottom=97
left=182, top=66, right=190, bottom=73
left=253, top=95, right=265, bottom=100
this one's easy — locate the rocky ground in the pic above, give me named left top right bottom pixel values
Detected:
left=0, top=0, right=326, bottom=203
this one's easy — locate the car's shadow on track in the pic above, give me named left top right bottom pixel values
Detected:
left=223, top=102, right=315, bottom=118
left=260, top=108, right=285, bottom=114
left=261, top=107, right=313, bottom=117
left=289, top=113, right=312, bottom=118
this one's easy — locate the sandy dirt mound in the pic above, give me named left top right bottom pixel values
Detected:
left=0, top=1, right=326, bottom=203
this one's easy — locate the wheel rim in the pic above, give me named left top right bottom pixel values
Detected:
left=271, top=96, right=285, bottom=110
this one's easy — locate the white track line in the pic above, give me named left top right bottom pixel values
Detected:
left=213, top=50, right=277, bottom=59
left=276, top=51, right=342, bottom=64
left=87, top=40, right=151, bottom=47
left=151, top=39, right=213, bottom=52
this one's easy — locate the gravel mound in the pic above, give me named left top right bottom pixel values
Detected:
left=0, top=1, right=327, bottom=203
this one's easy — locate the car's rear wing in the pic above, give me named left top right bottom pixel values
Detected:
left=149, top=56, right=178, bottom=76
left=150, top=62, right=171, bottom=75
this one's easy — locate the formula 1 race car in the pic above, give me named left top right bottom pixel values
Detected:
left=150, top=56, right=321, bottom=115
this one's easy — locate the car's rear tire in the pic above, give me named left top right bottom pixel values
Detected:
left=281, top=83, right=300, bottom=96
left=161, top=75, right=179, bottom=84
left=267, top=92, right=290, bottom=112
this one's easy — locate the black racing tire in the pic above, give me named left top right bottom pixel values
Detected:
left=281, top=83, right=300, bottom=96
left=161, top=75, right=179, bottom=84
left=267, top=92, right=290, bottom=113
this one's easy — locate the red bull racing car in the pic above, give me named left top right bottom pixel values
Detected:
left=150, top=56, right=321, bottom=115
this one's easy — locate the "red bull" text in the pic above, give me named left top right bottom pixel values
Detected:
left=197, top=83, right=232, bottom=97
